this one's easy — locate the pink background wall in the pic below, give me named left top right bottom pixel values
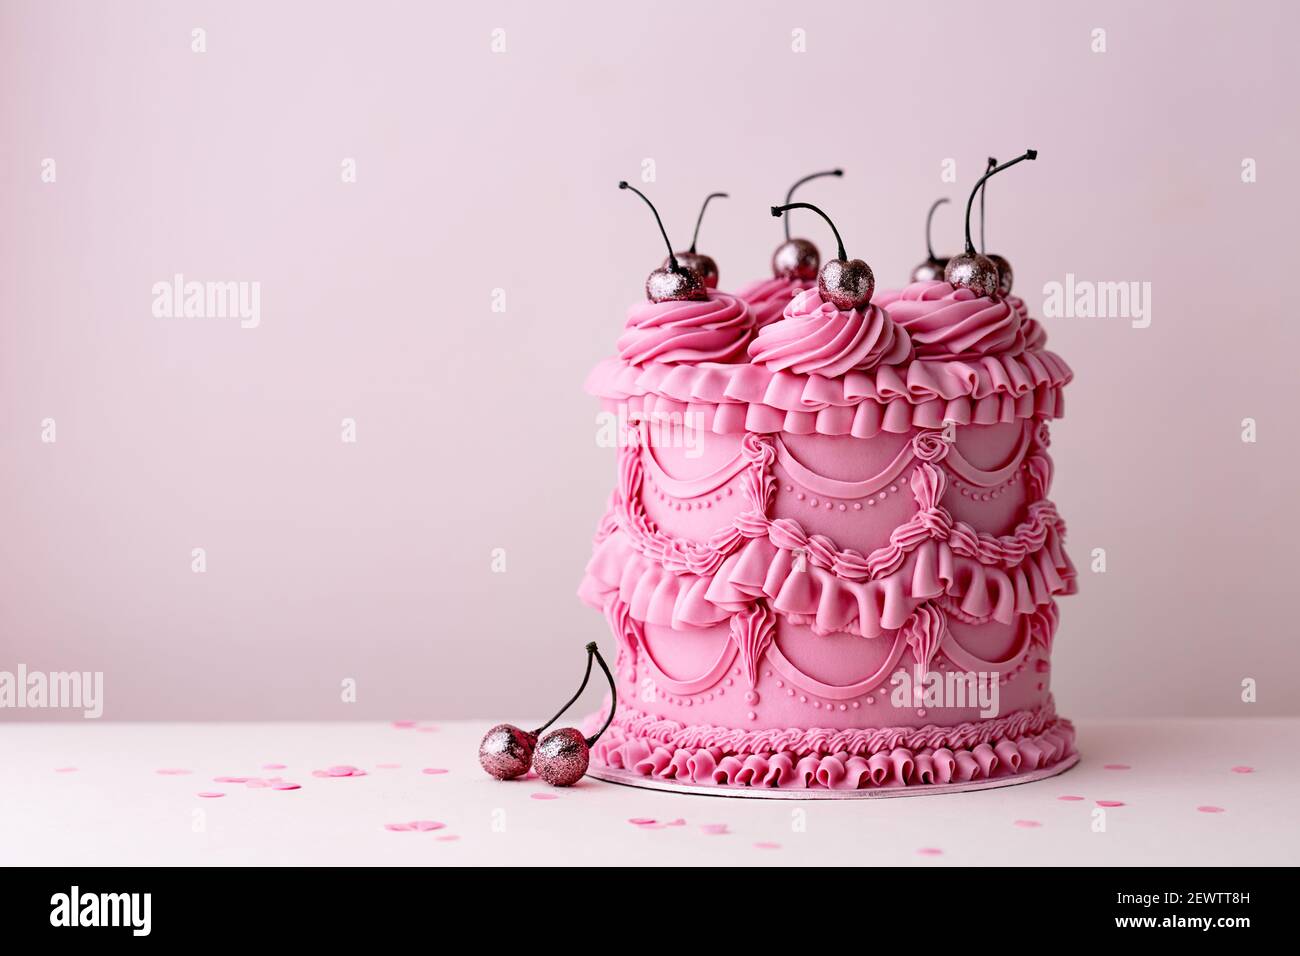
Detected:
left=3, top=0, right=1297, bottom=720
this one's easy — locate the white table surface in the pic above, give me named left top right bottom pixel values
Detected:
left=1, top=718, right=1295, bottom=866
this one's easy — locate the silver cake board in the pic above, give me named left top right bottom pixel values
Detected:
left=586, top=752, right=1079, bottom=799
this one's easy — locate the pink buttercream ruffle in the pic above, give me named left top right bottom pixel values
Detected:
left=748, top=288, right=913, bottom=377
left=617, top=290, right=753, bottom=366
left=579, top=523, right=1075, bottom=637
left=593, top=704, right=1075, bottom=790
left=586, top=347, right=1071, bottom=438
left=735, top=275, right=814, bottom=329
left=872, top=280, right=1024, bottom=358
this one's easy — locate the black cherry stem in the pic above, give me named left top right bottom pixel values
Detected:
left=584, top=644, right=618, bottom=747
left=963, top=149, right=1036, bottom=255
left=689, top=192, right=728, bottom=253
left=533, top=643, right=596, bottom=735
left=783, top=169, right=843, bottom=240
left=772, top=202, right=846, bottom=261
left=925, top=197, right=949, bottom=261
left=620, top=181, right=680, bottom=271
left=979, top=156, right=996, bottom=253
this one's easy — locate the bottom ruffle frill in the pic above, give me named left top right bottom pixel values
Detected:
left=592, top=715, right=1076, bottom=791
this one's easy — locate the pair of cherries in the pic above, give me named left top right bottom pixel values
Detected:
left=478, top=642, right=616, bottom=787
left=619, top=168, right=849, bottom=304
left=912, top=149, right=1038, bottom=297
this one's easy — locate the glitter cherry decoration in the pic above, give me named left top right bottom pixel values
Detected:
left=619, top=181, right=708, bottom=303
left=910, top=197, right=950, bottom=282
left=979, top=156, right=1015, bottom=297
left=666, top=192, right=728, bottom=289
left=945, top=149, right=1037, bottom=299
left=478, top=642, right=613, bottom=782
left=771, top=201, right=873, bottom=310
left=532, top=642, right=618, bottom=787
left=771, top=169, right=843, bottom=280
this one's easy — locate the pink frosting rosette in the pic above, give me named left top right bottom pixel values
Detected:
left=746, top=288, right=913, bottom=378
left=616, top=290, right=753, bottom=365
left=872, top=279, right=1025, bottom=358
left=735, top=275, right=816, bottom=329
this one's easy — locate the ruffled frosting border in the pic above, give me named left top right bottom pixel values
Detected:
left=586, top=349, right=1070, bottom=438
left=593, top=702, right=1075, bottom=790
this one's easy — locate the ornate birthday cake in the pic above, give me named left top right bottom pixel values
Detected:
left=580, top=154, right=1078, bottom=793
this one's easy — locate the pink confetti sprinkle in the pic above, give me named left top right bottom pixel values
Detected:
left=272, top=782, right=301, bottom=791
left=1096, top=800, right=1126, bottom=808
left=1103, top=764, right=1131, bottom=771
left=701, top=824, right=729, bottom=835
left=530, top=793, right=558, bottom=801
left=261, top=763, right=287, bottom=770
left=54, top=767, right=78, bottom=773
left=314, top=765, right=367, bottom=778
left=1058, top=795, right=1085, bottom=801
left=156, top=768, right=192, bottom=775
left=391, top=721, right=417, bottom=729
left=1197, top=805, right=1226, bottom=814
left=917, top=847, right=943, bottom=856
left=375, top=763, right=401, bottom=769
left=754, top=842, right=781, bottom=850
left=385, top=820, right=445, bottom=832
left=214, top=776, right=253, bottom=783
left=666, top=818, right=686, bottom=826
left=1014, top=820, right=1043, bottom=828
left=421, top=768, right=449, bottom=775
left=628, top=818, right=657, bottom=826
left=1231, top=766, right=1254, bottom=774
left=197, top=792, right=225, bottom=798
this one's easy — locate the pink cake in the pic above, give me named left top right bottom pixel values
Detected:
left=582, top=171, right=1075, bottom=793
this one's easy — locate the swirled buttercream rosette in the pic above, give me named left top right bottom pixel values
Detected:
left=873, top=279, right=1025, bottom=358
left=735, top=275, right=815, bottom=329
left=616, top=290, right=754, bottom=366
left=747, top=288, right=913, bottom=378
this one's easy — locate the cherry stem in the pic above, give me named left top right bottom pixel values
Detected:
left=980, top=156, right=995, bottom=253
left=783, top=169, right=843, bottom=240
left=533, top=643, right=597, bottom=735
left=772, top=202, right=846, bottom=262
left=619, top=181, right=680, bottom=271
left=925, top=197, right=949, bottom=261
left=689, top=192, right=728, bottom=253
left=584, top=644, right=618, bottom=747
left=963, top=149, right=1036, bottom=255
